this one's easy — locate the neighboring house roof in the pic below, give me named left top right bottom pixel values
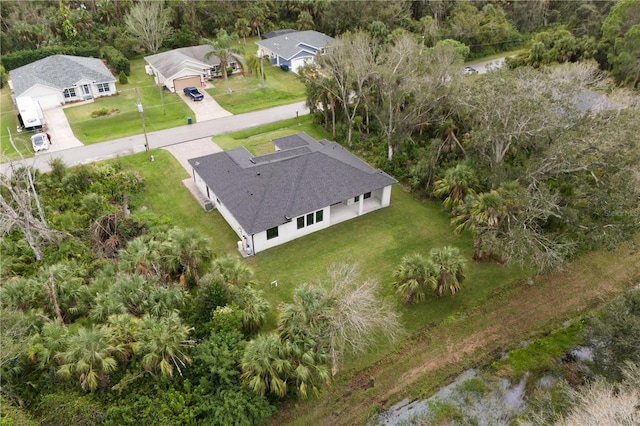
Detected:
left=256, top=30, right=335, bottom=60
left=144, top=45, right=226, bottom=79
left=262, top=29, right=296, bottom=39
left=9, top=55, right=115, bottom=97
left=189, top=133, right=397, bottom=235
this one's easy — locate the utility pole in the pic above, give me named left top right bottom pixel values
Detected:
left=156, top=71, right=166, bottom=115
left=135, top=87, right=151, bottom=161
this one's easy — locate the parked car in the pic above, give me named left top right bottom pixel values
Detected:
left=31, top=133, right=50, bottom=152
left=463, top=66, right=478, bottom=75
left=183, top=86, right=204, bottom=101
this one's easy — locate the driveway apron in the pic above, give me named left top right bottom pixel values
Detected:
left=180, top=83, right=232, bottom=122
left=42, top=107, right=84, bottom=152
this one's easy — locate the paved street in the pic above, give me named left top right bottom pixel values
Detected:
left=2, top=101, right=309, bottom=175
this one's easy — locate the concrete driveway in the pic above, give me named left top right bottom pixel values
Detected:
left=179, top=83, right=232, bottom=122
left=42, top=106, right=83, bottom=152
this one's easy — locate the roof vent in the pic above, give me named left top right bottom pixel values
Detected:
left=257, top=171, right=261, bottom=176
left=249, top=158, right=256, bottom=164
left=284, top=215, right=291, bottom=222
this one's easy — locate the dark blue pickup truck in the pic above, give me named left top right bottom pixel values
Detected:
left=183, top=86, right=204, bottom=101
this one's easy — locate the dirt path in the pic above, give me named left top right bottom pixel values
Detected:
left=270, top=242, right=640, bottom=425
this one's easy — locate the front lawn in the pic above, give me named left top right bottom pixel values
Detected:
left=205, top=37, right=306, bottom=114
left=213, top=115, right=329, bottom=155
left=64, top=58, right=194, bottom=144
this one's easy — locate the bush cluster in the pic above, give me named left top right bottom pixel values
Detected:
left=102, top=46, right=130, bottom=76
left=0, top=46, right=101, bottom=71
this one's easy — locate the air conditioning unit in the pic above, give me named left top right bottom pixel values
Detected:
left=203, top=199, right=214, bottom=211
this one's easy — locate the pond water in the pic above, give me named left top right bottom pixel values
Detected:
left=370, top=369, right=528, bottom=426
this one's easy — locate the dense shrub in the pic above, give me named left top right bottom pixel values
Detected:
left=102, top=46, right=130, bottom=76
left=118, top=71, right=128, bottom=85
left=0, top=46, right=101, bottom=71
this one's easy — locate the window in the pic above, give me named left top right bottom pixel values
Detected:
left=297, top=217, right=305, bottom=229
left=211, top=65, right=220, bottom=73
left=364, top=192, right=371, bottom=199
left=306, top=213, right=314, bottom=226
left=96, top=83, right=110, bottom=93
left=266, top=227, right=279, bottom=240
left=230, top=62, right=237, bottom=70
left=354, top=195, right=360, bottom=202
left=64, top=88, right=76, bottom=98
left=316, top=210, right=323, bottom=222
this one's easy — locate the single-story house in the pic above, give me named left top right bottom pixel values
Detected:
left=188, top=132, right=397, bottom=255
left=8, top=55, right=116, bottom=110
left=255, top=30, right=335, bottom=73
left=144, top=45, right=243, bottom=93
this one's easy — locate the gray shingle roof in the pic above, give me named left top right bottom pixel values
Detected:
left=9, top=55, right=115, bottom=97
left=144, top=45, right=223, bottom=79
left=188, top=133, right=396, bottom=235
left=256, top=30, right=334, bottom=60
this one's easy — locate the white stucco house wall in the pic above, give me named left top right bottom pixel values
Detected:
left=9, top=55, right=116, bottom=111
left=255, top=30, right=335, bottom=73
left=188, top=133, right=396, bottom=255
left=144, top=45, right=243, bottom=93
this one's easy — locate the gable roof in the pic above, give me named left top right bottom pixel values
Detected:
left=144, top=45, right=225, bottom=79
left=9, top=55, right=115, bottom=97
left=188, top=133, right=396, bottom=235
left=256, top=30, right=335, bottom=60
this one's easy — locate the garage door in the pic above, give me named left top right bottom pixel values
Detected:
left=35, top=94, right=62, bottom=110
left=173, top=75, right=201, bottom=93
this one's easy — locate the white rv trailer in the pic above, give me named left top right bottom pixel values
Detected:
left=16, top=96, right=45, bottom=131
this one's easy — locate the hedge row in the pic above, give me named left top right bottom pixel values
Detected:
left=102, top=46, right=131, bottom=76
left=0, top=46, right=101, bottom=71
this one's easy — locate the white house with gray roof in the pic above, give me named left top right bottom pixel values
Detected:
left=144, top=45, right=242, bottom=93
left=255, top=30, right=334, bottom=73
left=9, top=55, right=116, bottom=110
left=188, top=133, right=396, bottom=255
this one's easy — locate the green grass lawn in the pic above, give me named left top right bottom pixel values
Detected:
left=64, top=58, right=194, bottom=144
left=213, top=115, right=330, bottom=155
left=205, top=37, right=306, bottom=114
left=0, top=87, right=33, bottom=161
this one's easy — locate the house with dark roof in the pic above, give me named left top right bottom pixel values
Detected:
left=9, top=55, right=116, bottom=110
left=188, top=133, right=396, bottom=255
left=144, top=45, right=242, bottom=93
left=255, top=30, right=334, bottom=73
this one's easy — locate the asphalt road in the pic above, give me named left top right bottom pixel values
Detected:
left=467, top=56, right=509, bottom=74
left=2, top=101, right=309, bottom=175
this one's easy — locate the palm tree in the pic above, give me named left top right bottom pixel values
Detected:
left=234, top=18, right=251, bottom=44
left=247, top=4, right=268, bottom=39
left=231, top=285, right=270, bottom=333
left=432, top=163, right=477, bottom=215
left=453, top=191, right=507, bottom=260
left=278, top=284, right=330, bottom=341
left=203, top=30, right=244, bottom=94
left=161, top=227, right=213, bottom=287
left=136, top=312, right=194, bottom=378
left=26, top=319, right=68, bottom=371
left=392, top=254, right=436, bottom=304
left=118, top=237, right=163, bottom=278
left=428, top=246, right=466, bottom=297
left=57, top=325, right=122, bottom=391
left=240, top=333, right=291, bottom=397
left=105, top=313, right=141, bottom=360
left=211, top=254, right=254, bottom=287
